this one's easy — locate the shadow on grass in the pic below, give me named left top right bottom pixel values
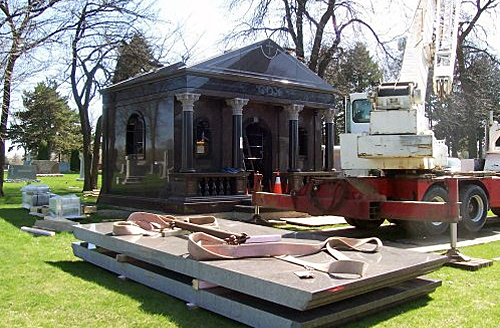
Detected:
left=46, top=260, right=243, bottom=328
left=47, top=259, right=434, bottom=328
left=341, top=295, right=434, bottom=328
left=0, top=207, right=37, bottom=229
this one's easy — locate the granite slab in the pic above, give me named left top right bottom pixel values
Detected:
left=72, top=219, right=447, bottom=311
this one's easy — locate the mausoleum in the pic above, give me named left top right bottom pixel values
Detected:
left=99, top=39, right=338, bottom=213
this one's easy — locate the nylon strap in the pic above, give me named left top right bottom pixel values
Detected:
left=188, top=232, right=382, bottom=277
left=112, top=212, right=383, bottom=278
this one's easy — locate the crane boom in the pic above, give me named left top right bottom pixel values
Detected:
left=433, top=0, right=462, bottom=97
left=341, top=0, right=462, bottom=173
left=399, top=0, right=436, bottom=103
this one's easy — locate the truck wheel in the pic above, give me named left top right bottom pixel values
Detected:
left=344, top=217, right=384, bottom=230
left=460, top=185, right=488, bottom=232
left=404, top=185, right=449, bottom=236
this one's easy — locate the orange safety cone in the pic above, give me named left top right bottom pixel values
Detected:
left=273, top=171, right=282, bottom=194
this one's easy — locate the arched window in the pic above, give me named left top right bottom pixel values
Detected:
left=298, top=127, right=308, bottom=157
left=195, top=119, right=211, bottom=157
left=126, top=113, right=145, bottom=159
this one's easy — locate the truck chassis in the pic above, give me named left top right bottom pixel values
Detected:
left=253, top=172, right=500, bottom=235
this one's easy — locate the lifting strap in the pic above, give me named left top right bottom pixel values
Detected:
left=188, top=232, right=382, bottom=277
left=112, top=211, right=383, bottom=277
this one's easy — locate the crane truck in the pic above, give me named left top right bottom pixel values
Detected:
left=253, top=0, right=500, bottom=238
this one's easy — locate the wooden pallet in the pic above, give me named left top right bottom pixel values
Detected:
left=29, top=205, right=49, bottom=217
left=446, top=257, right=494, bottom=271
left=83, top=190, right=100, bottom=197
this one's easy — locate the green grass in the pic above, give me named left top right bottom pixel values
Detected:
left=0, top=175, right=499, bottom=327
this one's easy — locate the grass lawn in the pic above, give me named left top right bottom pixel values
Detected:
left=0, top=174, right=499, bottom=327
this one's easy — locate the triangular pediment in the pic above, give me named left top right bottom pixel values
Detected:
left=189, top=39, right=334, bottom=92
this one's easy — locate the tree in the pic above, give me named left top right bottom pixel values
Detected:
left=112, top=33, right=162, bottom=84
left=227, top=0, right=391, bottom=77
left=323, top=42, right=382, bottom=140
left=0, top=0, right=70, bottom=196
left=8, top=80, right=81, bottom=159
left=325, top=42, right=382, bottom=95
left=424, top=0, right=500, bottom=158
left=454, top=0, right=500, bottom=158
left=67, top=0, right=152, bottom=191
left=429, top=51, right=500, bottom=158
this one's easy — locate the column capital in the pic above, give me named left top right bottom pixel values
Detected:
left=175, top=93, right=201, bottom=111
left=226, top=98, right=249, bottom=115
left=285, top=104, right=304, bottom=120
left=323, top=108, right=337, bottom=124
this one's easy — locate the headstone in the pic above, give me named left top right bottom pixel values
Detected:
left=23, top=152, right=32, bottom=165
left=7, top=165, right=37, bottom=181
left=461, top=159, right=475, bottom=172
left=77, top=154, right=85, bottom=181
left=59, top=162, right=71, bottom=173
left=31, top=160, right=60, bottom=174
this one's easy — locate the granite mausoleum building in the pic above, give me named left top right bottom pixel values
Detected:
left=99, top=39, right=338, bottom=213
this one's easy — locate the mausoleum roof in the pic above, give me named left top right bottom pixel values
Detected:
left=102, top=39, right=336, bottom=96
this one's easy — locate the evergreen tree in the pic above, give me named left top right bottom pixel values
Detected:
left=8, top=81, right=82, bottom=160
left=325, top=43, right=383, bottom=95
left=323, top=42, right=383, bottom=141
left=112, top=33, right=162, bottom=83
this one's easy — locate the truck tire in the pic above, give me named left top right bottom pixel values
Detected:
left=344, top=217, right=384, bottom=230
left=459, top=185, right=488, bottom=232
left=404, top=185, right=449, bottom=236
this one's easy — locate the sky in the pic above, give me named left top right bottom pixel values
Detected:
left=156, top=0, right=236, bottom=64
left=156, top=0, right=499, bottom=64
left=6, top=0, right=500, bottom=158
left=155, top=0, right=415, bottom=65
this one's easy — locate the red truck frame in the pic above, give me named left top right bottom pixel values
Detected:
left=252, top=173, right=500, bottom=235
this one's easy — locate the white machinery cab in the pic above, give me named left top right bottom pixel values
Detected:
left=345, top=93, right=371, bottom=135
left=341, top=90, right=448, bottom=171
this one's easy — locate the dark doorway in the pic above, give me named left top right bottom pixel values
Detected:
left=244, top=121, right=272, bottom=191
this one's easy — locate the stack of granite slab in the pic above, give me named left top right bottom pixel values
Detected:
left=72, top=219, right=447, bottom=328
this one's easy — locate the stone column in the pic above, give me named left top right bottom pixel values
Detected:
left=323, top=109, right=336, bottom=171
left=175, top=93, right=201, bottom=173
left=226, top=98, right=249, bottom=170
left=285, top=104, right=304, bottom=172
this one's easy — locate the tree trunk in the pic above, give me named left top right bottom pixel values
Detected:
left=467, top=130, right=478, bottom=158
left=81, top=120, right=93, bottom=191
left=91, top=116, right=102, bottom=189
left=450, top=134, right=459, bottom=158
left=76, top=102, right=93, bottom=191
left=0, top=53, right=18, bottom=197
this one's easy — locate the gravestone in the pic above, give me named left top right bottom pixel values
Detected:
left=31, top=160, right=60, bottom=174
left=77, top=154, right=84, bottom=181
left=59, top=162, right=70, bottom=173
left=23, top=152, right=32, bottom=165
left=7, top=165, right=37, bottom=181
